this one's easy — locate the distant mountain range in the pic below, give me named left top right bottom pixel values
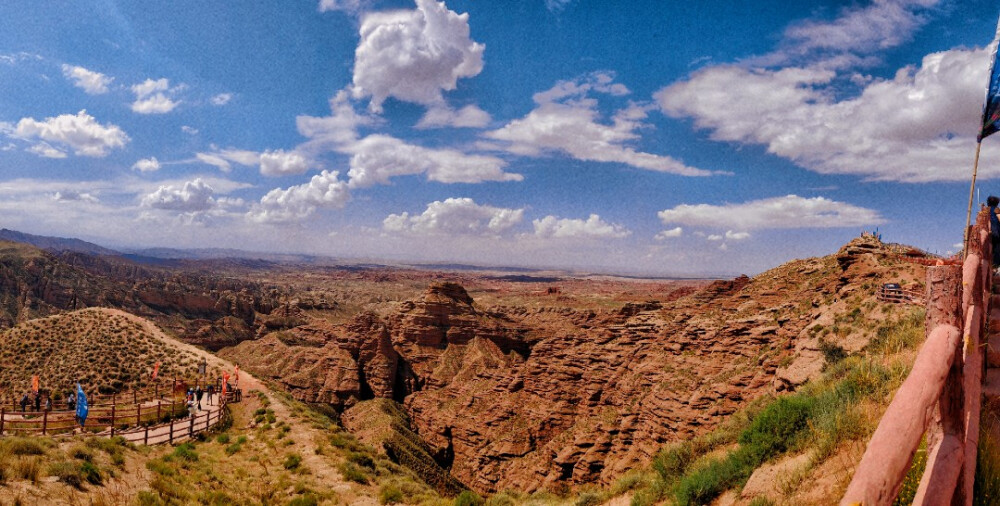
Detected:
left=0, top=228, right=120, bottom=256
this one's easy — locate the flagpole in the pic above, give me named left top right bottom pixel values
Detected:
left=964, top=140, right=984, bottom=257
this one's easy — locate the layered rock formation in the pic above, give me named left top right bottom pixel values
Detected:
left=0, top=240, right=281, bottom=349
left=224, top=237, right=927, bottom=493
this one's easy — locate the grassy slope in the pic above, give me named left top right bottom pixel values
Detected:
left=0, top=308, right=211, bottom=398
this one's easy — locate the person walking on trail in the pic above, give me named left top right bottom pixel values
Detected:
left=33, top=392, right=40, bottom=412
left=989, top=196, right=1000, bottom=267
left=195, top=386, right=203, bottom=411
left=19, top=392, right=29, bottom=412
left=207, top=384, right=215, bottom=406
left=66, top=391, right=75, bottom=412
left=44, top=395, right=51, bottom=412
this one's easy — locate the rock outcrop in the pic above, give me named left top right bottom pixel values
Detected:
left=223, top=237, right=929, bottom=493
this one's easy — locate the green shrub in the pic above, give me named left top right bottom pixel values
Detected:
left=347, top=451, right=376, bottom=470
left=172, top=442, right=199, bottom=462
left=225, top=442, right=242, bottom=455
left=575, top=492, right=603, bottom=506
left=739, top=395, right=815, bottom=460
left=47, top=461, right=83, bottom=489
left=379, top=483, right=405, bottom=504
left=216, top=433, right=231, bottom=444
left=455, top=490, right=484, bottom=506
left=819, top=339, right=847, bottom=367
left=146, top=459, right=176, bottom=476
left=137, top=490, right=164, bottom=506
left=283, top=453, right=302, bottom=470
left=288, top=494, right=319, bottom=506
left=80, top=460, right=102, bottom=485
left=339, top=462, right=369, bottom=484
left=651, top=442, right=694, bottom=484
left=6, top=438, right=46, bottom=456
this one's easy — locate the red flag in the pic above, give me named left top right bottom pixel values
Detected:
left=152, top=361, right=160, bottom=380
left=31, top=375, right=39, bottom=393
left=222, top=373, right=229, bottom=398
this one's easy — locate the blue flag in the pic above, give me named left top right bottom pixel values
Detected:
left=981, top=17, right=1000, bottom=141
left=75, top=383, right=88, bottom=427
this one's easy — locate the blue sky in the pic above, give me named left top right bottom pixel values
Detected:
left=0, top=0, right=998, bottom=276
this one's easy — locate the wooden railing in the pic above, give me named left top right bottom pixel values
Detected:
left=0, top=377, right=241, bottom=445
left=841, top=209, right=992, bottom=505
left=876, top=286, right=925, bottom=306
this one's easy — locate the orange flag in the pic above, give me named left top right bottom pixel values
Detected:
left=152, top=361, right=160, bottom=380
left=222, top=373, right=229, bottom=398
left=31, top=375, right=39, bottom=393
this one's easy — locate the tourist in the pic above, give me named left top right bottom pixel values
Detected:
left=44, top=395, right=51, bottom=412
left=989, top=196, right=1000, bottom=267
left=33, top=392, right=40, bottom=412
left=195, top=386, right=203, bottom=411
left=207, top=384, right=215, bottom=406
left=19, top=392, right=29, bottom=412
left=66, top=391, right=75, bottom=412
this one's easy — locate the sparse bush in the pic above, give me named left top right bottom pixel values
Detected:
left=575, top=492, right=603, bottom=506
left=819, top=339, right=847, bottom=368
left=48, top=461, right=83, bottom=489
left=379, top=483, right=405, bottom=504
left=80, top=460, right=102, bottom=485
left=454, top=490, right=484, bottom=506
left=347, top=451, right=376, bottom=470
left=283, top=453, right=302, bottom=470
left=172, top=442, right=199, bottom=462
left=339, top=462, right=369, bottom=484
left=216, top=433, right=231, bottom=444
left=288, top=493, right=319, bottom=506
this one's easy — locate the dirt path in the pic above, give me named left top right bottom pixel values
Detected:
left=103, top=309, right=377, bottom=503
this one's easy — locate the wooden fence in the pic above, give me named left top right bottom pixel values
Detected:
left=841, top=208, right=992, bottom=505
left=0, top=377, right=240, bottom=445
left=876, top=286, right=925, bottom=306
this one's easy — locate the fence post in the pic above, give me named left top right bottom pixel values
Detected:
left=0, top=407, right=4, bottom=435
left=42, top=410, right=47, bottom=435
left=110, top=394, right=116, bottom=437
left=137, top=404, right=141, bottom=427
left=189, top=413, right=194, bottom=438
left=157, top=400, right=161, bottom=421
left=169, top=418, right=174, bottom=444
left=144, top=425, right=149, bottom=445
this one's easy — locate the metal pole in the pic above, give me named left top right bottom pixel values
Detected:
left=965, top=141, right=984, bottom=258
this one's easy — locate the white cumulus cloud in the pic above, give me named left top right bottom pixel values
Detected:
left=352, top=0, right=484, bottom=112
left=15, top=110, right=128, bottom=157
left=486, top=72, right=712, bottom=176
left=141, top=178, right=216, bottom=212
left=657, top=195, right=884, bottom=231
left=653, top=0, right=988, bottom=183
left=655, top=227, right=683, bottom=240
left=247, top=170, right=351, bottom=223
left=132, top=157, right=161, bottom=172
left=296, top=90, right=377, bottom=154
left=533, top=214, right=630, bottom=239
left=384, top=198, right=523, bottom=236
left=346, top=134, right=521, bottom=187
left=60, top=64, right=113, bottom=95
left=131, top=78, right=181, bottom=114
left=260, top=149, right=310, bottom=177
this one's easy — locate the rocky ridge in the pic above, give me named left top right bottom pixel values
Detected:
left=220, top=236, right=929, bottom=493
